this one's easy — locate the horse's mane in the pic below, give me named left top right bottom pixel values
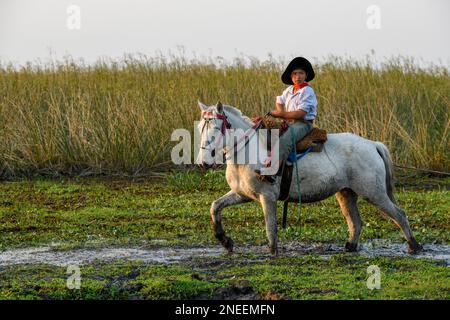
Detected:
left=223, top=105, right=254, bottom=125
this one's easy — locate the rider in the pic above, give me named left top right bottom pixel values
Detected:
left=257, top=57, right=318, bottom=181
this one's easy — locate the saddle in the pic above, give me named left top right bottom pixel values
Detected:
left=295, top=127, right=328, bottom=153
left=280, top=127, right=327, bottom=229
left=255, top=115, right=328, bottom=229
left=258, top=116, right=327, bottom=153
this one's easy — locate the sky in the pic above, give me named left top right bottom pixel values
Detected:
left=0, top=0, right=449, bottom=67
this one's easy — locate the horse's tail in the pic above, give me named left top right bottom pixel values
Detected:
left=375, top=142, right=396, bottom=204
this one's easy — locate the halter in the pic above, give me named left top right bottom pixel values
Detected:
left=199, top=111, right=231, bottom=158
left=200, top=110, right=264, bottom=161
left=201, top=111, right=231, bottom=135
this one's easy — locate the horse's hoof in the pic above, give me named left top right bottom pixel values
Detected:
left=345, top=241, right=358, bottom=252
left=407, top=241, right=423, bottom=255
left=222, top=236, right=234, bottom=253
left=269, top=246, right=278, bottom=256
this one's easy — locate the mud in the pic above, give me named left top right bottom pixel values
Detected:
left=0, top=241, right=448, bottom=267
left=0, top=246, right=221, bottom=267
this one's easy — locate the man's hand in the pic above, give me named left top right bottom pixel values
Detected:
left=270, top=110, right=285, bottom=118
left=251, top=116, right=263, bottom=124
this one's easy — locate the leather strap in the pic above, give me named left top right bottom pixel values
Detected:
left=278, top=161, right=293, bottom=202
left=287, top=118, right=314, bottom=125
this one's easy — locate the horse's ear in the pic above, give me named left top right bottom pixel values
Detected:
left=197, top=101, right=208, bottom=111
left=215, top=101, right=223, bottom=114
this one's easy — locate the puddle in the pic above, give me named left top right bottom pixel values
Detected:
left=0, top=247, right=222, bottom=267
left=279, top=241, right=450, bottom=266
left=359, top=242, right=450, bottom=264
left=0, top=241, right=448, bottom=267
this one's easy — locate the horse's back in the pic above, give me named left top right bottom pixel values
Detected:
left=289, top=132, right=386, bottom=202
left=322, top=132, right=383, bottom=161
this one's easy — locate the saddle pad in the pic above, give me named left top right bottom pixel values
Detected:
left=296, top=128, right=327, bottom=152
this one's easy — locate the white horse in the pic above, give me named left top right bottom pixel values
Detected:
left=196, top=101, right=423, bottom=255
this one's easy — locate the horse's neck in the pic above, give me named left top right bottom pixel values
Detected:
left=225, top=110, right=269, bottom=164
left=226, top=111, right=252, bottom=131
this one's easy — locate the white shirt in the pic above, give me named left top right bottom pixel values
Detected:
left=276, top=85, right=318, bottom=121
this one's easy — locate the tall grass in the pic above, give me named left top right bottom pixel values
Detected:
left=0, top=55, right=448, bottom=178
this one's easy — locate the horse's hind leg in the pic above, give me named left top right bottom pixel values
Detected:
left=336, top=188, right=362, bottom=252
left=211, top=191, right=251, bottom=253
left=369, top=195, right=423, bottom=254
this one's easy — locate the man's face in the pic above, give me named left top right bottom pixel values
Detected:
left=291, top=68, right=307, bottom=85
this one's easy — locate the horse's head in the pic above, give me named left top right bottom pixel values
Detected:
left=196, top=101, right=230, bottom=169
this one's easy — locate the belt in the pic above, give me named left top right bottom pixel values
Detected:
left=287, top=119, right=314, bottom=125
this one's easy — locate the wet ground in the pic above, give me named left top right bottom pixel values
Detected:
left=1, top=241, right=448, bottom=267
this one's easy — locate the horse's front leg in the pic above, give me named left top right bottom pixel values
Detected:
left=259, top=194, right=278, bottom=255
left=211, top=191, right=251, bottom=253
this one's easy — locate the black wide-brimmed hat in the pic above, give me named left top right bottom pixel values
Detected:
left=281, top=57, right=315, bottom=84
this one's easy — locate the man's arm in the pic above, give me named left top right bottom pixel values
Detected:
left=275, top=103, right=285, bottom=113
left=271, top=107, right=307, bottom=120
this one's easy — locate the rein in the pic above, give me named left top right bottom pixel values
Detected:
left=200, top=111, right=264, bottom=158
left=226, top=119, right=263, bottom=158
left=200, top=111, right=231, bottom=154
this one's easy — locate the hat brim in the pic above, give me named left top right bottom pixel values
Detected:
left=281, top=57, right=315, bottom=84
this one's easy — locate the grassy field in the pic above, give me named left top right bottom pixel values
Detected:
left=0, top=55, right=449, bottom=178
left=0, top=55, right=448, bottom=299
left=1, top=256, right=448, bottom=300
left=0, top=170, right=448, bottom=249
left=0, top=170, right=448, bottom=299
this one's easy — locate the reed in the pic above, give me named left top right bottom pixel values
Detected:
left=0, top=55, right=448, bottom=178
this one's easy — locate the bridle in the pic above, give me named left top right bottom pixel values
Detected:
left=200, top=111, right=231, bottom=158
left=200, top=110, right=264, bottom=161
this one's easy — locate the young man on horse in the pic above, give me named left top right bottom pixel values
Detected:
left=258, top=57, right=318, bottom=180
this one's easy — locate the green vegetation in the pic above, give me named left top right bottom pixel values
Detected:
left=0, top=54, right=448, bottom=300
left=0, top=171, right=448, bottom=250
left=0, top=55, right=449, bottom=179
left=0, top=171, right=448, bottom=299
left=0, top=255, right=448, bottom=300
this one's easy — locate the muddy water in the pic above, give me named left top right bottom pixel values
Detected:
left=0, top=241, right=448, bottom=267
left=0, top=247, right=222, bottom=267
